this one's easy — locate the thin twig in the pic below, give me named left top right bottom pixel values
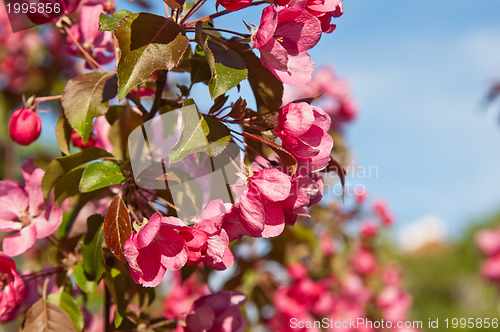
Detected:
left=63, top=26, right=105, bottom=72
left=184, top=1, right=266, bottom=28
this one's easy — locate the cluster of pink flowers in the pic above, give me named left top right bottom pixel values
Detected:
left=124, top=200, right=234, bottom=287
left=275, top=102, right=333, bottom=171
left=270, top=261, right=418, bottom=332
left=251, top=0, right=343, bottom=86
left=476, top=227, right=500, bottom=284
left=0, top=160, right=63, bottom=257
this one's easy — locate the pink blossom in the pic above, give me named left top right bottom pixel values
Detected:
left=164, top=272, right=209, bottom=320
left=360, top=222, right=378, bottom=238
left=0, top=160, right=63, bottom=256
left=218, top=0, right=253, bottom=11
left=281, top=173, right=323, bottom=224
left=377, top=286, right=413, bottom=322
left=67, top=0, right=114, bottom=66
left=480, top=254, right=500, bottom=283
left=352, top=247, right=377, bottom=276
left=303, top=0, right=343, bottom=33
left=8, top=107, right=41, bottom=146
left=238, top=169, right=291, bottom=237
left=275, top=102, right=333, bottom=171
left=476, top=227, right=500, bottom=256
left=0, top=253, right=25, bottom=322
left=123, top=214, right=188, bottom=287
left=372, top=199, right=394, bottom=226
left=184, top=291, right=246, bottom=332
left=253, top=5, right=322, bottom=86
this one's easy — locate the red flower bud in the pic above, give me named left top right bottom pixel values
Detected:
left=8, top=107, right=41, bottom=146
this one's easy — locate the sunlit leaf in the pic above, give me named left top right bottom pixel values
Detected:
left=99, top=10, right=132, bottom=32
left=79, top=160, right=125, bottom=193
left=114, top=13, right=189, bottom=100
left=62, top=72, right=117, bottom=142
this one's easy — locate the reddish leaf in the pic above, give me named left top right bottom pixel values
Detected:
left=103, top=196, right=132, bottom=262
left=242, top=132, right=297, bottom=174
left=324, top=157, right=346, bottom=198
left=227, top=97, right=247, bottom=119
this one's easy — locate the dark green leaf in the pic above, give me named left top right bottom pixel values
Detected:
left=114, top=13, right=189, bottom=100
left=21, top=298, right=77, bottom=332
left=81, top=215, right=105, bottom=280
left=195, top=24, right=247, bottom=99
left=79, top=160, right=125, bottom=193
left=62, top=72, right=117, bottom=142
left=99, top=10, right=132, bottom=32
left=55, top=115, right=72, bottom=155
left=41, top=147, right=114, bottom=198
left=73, top=263, right=98, bottom=294
left=47, top=292, right=84, bottom=332
left=53, top=168, right=85, bottom=204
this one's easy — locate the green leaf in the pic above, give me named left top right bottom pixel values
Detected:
left=53, top=168, right=85, bottom=204
left=168, top=100, right=231, bottom=164
left=42, top=147, right=114, bottom=198
left=196, top=24, right=247, bottom=99
left=55, top=115, right=72, bottom=155
left=62, top=72, right=117, bottom=142
left=99, top=10, right=132, bottom=32
left=79, top=160, right=125, bottom=193
left=47, top=292, right=84, bottom=332
left=114, top=13, right=189, bottom=100
left=81, top=215, right=105, bottom=281
left=21, top=298, right=77, bottom=332
left=73, top=263, right=98, bottom=294
left=227, top=40, right=283, bottom=114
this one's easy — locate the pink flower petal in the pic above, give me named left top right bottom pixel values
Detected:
left=156, top=227, right=188, bottom=270
left=261, top=202, right=285, bottom=238
left=250, top=169, right=291, bottom=202
left=239, top=186, right=265, bottom=236
left=3, top=224, right=37, bottom=256
left=32, top=205, right=62, bottom=239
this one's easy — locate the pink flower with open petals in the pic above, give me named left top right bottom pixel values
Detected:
left=238, top=169, right=291, bottom=238
left=0, top=160, right=63, bottom=257
left=123, top=214, right=188, bottom=287
left=67, top=0, right=114, bottom=67
left=185, top=291, right=246, bottom=332
left=253, top=5, right=322, bottom=86
left=0, top=253, right=25, bottom=322
left=275, top=102, right=333, bottom=171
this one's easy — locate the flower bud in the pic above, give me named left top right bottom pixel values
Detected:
left=8, top=107, right=41, bottom=146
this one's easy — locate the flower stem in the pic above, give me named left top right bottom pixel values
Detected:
left=184, top=1, right=266, bottom=28
left=63, top=25, right=105, bottom=72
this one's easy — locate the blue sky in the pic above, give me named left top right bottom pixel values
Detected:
left=316, top=0, right=500, bottom=236
left=119, top=0, right=500, bottom=237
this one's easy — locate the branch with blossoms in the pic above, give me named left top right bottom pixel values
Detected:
left=0, top=0, right=419, bottom=330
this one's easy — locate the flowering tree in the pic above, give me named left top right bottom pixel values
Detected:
left=0, top=0, right=421, bottom=331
